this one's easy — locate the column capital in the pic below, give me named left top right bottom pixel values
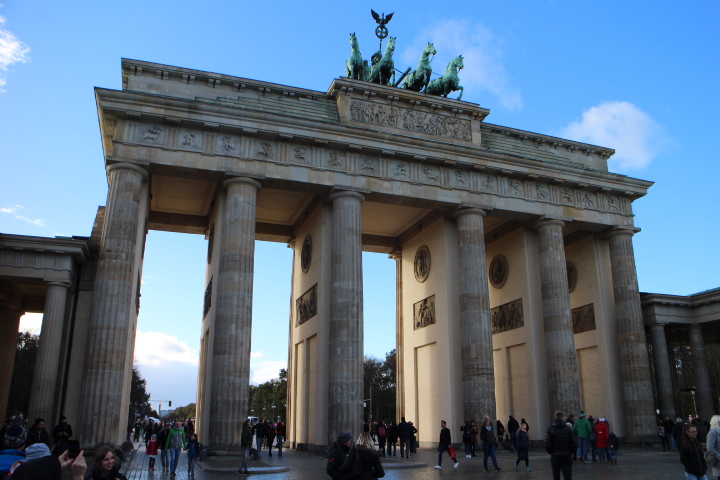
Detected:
left=532, top=217, right=565, bottom=230
left=328, top=191, right=365, bottom=203
left=453, top=207, right=487, bottom=219
left=388, top=249, right=402, bottom=261
left=605, top=226, right=640, bottom=239
left=45, top=281, right=71, bottom=289
left=223, top=177, right=262, bottom=190
left=106, top=162, right=148, bottom=179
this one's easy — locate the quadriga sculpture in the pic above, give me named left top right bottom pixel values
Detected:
left=425, top=55, right=464, bottom=100
left=345, top=33, right=364, bottom=80
left=402, top=43, right=436, bottom=91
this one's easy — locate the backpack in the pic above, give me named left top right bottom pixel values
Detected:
left=378, top=426, right=386, bottom=437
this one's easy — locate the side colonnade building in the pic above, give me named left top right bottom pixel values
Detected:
left=1, top=59, right=717, bottom=450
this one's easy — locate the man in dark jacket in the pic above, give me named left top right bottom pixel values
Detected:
left=26, top=418, right=51, bottom=448
left=326, top=432, right=353, bottom=479
left=435, top=420, right=459, bottom=469
left=545, top=411, right=577, bottom=480
left=386, top=422, right=398, bottom=456
left=254, top=420, right=267, bottom=454
left=508, top=416, right=520, bottom=447
left=397, top=417, right=410, bottom=458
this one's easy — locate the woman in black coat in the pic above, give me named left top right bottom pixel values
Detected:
left=678, top=423, right=707, bottom=480
left=343, top=432, right=385, bottom=480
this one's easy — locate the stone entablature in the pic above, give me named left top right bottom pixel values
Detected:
left=641, top=289, right=720, bottom=325
left=0, top=234, right=90, bottom=286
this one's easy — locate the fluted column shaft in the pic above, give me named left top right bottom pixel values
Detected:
left=607, top=229, right=656, bottom=440
left=209, top=177, right=260, bottom=448
left=534, top=219, right=581, bottom=416
left=29, top=282, right=70, bottom=422
left=688, top=325, right=714, bottom=422
left=78, top=163, right=147, bottom=446
left=328, top=191, right=364, bottom=442
left=455, top=208, right=496, bottom=421
left=389, top=250, right=404, bottom=419
left=649, top=324, right=676, bottom=419
left=0, top=307, right=23, bottom=419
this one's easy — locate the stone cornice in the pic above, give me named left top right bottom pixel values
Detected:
left=0, top=234, right=91, bottom=263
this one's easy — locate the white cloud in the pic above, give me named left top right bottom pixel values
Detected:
left=400, top=19, right=522, bottom=109
left=250, top=351, right=263, bottom=358
left=1, top=205, right=46, bottom=227
left=560, top=101, right=667, bottom=171
left=134, top=331, right=199, bottom=367
left=0, top=14, right=30, bottom=91
left=19, top=312, right=42, bottom=334
left=250, top=360, right=287, bottom=385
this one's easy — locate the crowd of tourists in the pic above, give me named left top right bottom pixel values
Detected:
left=237, top=419, right=286, bottom=474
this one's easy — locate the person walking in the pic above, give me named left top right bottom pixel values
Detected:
left=326, top=432, right=354, bottom=479
left=706, top=415, right=720, bottom=480
left=678, top=423, right=708, bottom=480
left=186, top=433, right=200, bottom=476
left=238, top=419, right=255, bottom=475
left=572, top=412, right=592, bottom=462
left=545, top=411, right=577, bottom=480
left=146, top=434, right=159, bottom=470
left=434, top=420, right=458, bottom=469
left=386, top=422, right=398, bottom=457
left=165, top=420, right=187, bottom=476
left=471, top=421, right=479, bottom=457
left=480, top=417, right=500, bottom=472
left=515, top=422, right=531, bottom=471
left=508, top=415, right=520, bottom=448
left=461, top=421, right=473, bottom=458
left=376, top=421, right=387, bottom=458
left=658, top=419, right=670, bottom=452
left=266, top=421, right=277, bottom=457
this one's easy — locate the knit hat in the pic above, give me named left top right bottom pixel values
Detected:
left=3, top=425, right=27, bottom=448
left=336, top=432, right=352, bottom=444
left=25, top=443, right=51, bottom=460
left=579, top=412, right=586, bottom=418
left=599, top=417, right=606, bottom=422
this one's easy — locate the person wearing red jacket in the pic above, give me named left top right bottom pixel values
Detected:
left=594, top=417, right=610, bottom=463
left=146, top=434, right=159, bottom=470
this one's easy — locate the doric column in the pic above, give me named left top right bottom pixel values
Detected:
left=28, top=282, right=70, bottom=422
left=209, top=177, right=261, bottom=448
left=389, top=250, right=404, bottom=419
left=328, top=191, right=364, bottom=442
left=533, top=219, right=581, bottom=416
left=688, top=325, right=714, bottom=422
left=607, top=228, right=656, bottom=440
left=77, top=163, right=147, bottom=446
left=649, top=324, right=676, bottom=419
left=0, top=306, right=23, bottom=419
left=455, top=208, right=496, bottom=421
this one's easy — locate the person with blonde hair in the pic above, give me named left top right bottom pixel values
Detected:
left=343, top=432, right=384, bottom=479
left=707, top=415, right=720, bottom=480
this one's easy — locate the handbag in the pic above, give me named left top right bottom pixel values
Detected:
left=704, top=445, right=719, bottom=466
left=448, top=445, right=457, bottom=461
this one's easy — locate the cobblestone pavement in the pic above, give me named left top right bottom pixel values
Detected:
left=119, top=442, right=694, bottom=479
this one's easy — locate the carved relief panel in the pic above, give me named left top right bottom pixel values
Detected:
left=491, top=298, right=524, bottom=334
left=572, top=303, right=595, bottom=333
left=413, top=295, right=436, bottom=330
left=296, top=284, right=318, bottom=325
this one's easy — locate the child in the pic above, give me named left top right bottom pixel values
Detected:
left=515, top=423, right=530, bottom=471
left=608, top=431, right=619, bottom=465
left=186, top=433, right=200, bottom=475
left=146, top=434, right=159, bottom=470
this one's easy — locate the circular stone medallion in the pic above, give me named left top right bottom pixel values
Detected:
left=301, top=235, right=312, bottom=273
left=566, top=261, right=578, bottom=293
left=489, top=254, right=509, bottom=288
left=414, top=245, right=431, bottom=283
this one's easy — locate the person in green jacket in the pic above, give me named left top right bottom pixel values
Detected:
left=165, top=421, right=187, bottom=475
left=572, top=412, right=593, bottom=462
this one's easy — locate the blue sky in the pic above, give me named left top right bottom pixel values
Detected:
left=2, top=1, right=718, bottom=409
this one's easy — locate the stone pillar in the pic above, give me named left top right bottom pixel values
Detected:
left=533, top=219, right=581, bottom=416
left=209, top=177, right=260, bottom=449
left=389, top=250, right=404, bottom=419
left=455, top=208, right=496, bottom=421
left=607, top=228, right=656, bottom=440
left=28, top=282, right=70, bottom=422
left=77, top=163, right=147, bottom=447
left=328, top=191, right=364, bottom=442
left=0, top=306, right=23, bottom=419
left=688, top=325, right=714, bottom=422
left=649, top=324, right=676, bottom=419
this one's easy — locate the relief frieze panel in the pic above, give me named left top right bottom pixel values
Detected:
left=571, top=303, right=596, bottom=334
left=491, top=298, right=524, bottom=334
left=296, top=284, right=318, bottom=326
left=413, top=295, right=436, bottom=330
left=349, top=99, right=471, bottom=141
left=217, top=134, right=240, bottom=155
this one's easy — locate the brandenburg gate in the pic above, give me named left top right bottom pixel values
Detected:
left=4, top=56, right=686, bottom=451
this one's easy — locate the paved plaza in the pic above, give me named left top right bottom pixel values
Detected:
left=116, top=441, right=691, bottom=479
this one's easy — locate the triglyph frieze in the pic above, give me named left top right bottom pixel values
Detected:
left=349, top=99, right=472, bottom=141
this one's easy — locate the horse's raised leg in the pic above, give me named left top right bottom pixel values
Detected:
left=457, top=86, right=464, bottom=101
